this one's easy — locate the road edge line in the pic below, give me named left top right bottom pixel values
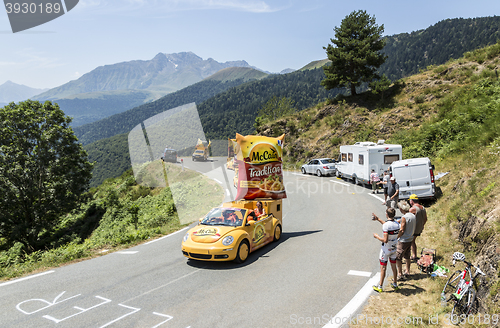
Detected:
left=0, top=270, right=55, bottom=288
left=323, top=273, right=380, bottom=328
left=144, top=226, right=189, bottom=245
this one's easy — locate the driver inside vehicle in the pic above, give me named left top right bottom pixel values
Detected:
left=247, top=210, right=258, bottom=222
left=221, top=210, right=244, bottom=226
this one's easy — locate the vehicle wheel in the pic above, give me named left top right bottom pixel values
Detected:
left=301, top=167, right=306, bottom=174
left=464, top=288, right=477, bottom=314
left=336, top=170, right=341, bottom=178
left=316, top=170, right=322, bottom=177
left=353, top=176, right=358, bottom=185
left=234, top=240, right=250, bottom=263
left=452, top=287, right=476, bottom=316
left=443, top=270, right=462, bottom=297
left=273, top=224, right=282, bottom=242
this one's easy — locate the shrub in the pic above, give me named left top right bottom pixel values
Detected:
left=414, top=95, right=425, bottom=104
left=330, top=137, right=342, bottom=146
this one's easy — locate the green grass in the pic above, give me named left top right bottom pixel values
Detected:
left=0, top=163, right=223, bottom=281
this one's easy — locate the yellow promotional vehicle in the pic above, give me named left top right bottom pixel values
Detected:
left=182, top=199, right=282, bottom=263
left=192, top=138, right=210, bottom=161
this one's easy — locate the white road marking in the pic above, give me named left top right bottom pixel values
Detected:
left=368, top=193, right=384, bottom=201
left=0, top=270, right=55, bottom=288
left=99, top=303, right=140, bottom=328
left=150, top=312, right=174, bottom=328
left=123, top=268, right=204, bottom=304
left=226, top=189, right=230, bottom=196
left=347, top=270, right=372, bottom=277
left=116, top=251, right=139, bottom=255
left=323, top=273, right=380, bottom=328
left=16, top=291, right=81, bottom=315
left=43, top=295, right=111, bottom=323
left=144, top=226, right=189, bottom=245
left=329, top=179, right=350, bottom=187
left=213, top=178, right=222, bottom=184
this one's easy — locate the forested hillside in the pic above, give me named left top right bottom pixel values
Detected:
left=84, top=68, right=339, bottom=186
left=380, top=16, right=500, bottom=81
left=199, top=68, right=340, bottom=140
left=75, top=77, right=258, bottom=146
left=55, top=90, right=152, bottom=127
left=85, top=133, right=130, bottom=187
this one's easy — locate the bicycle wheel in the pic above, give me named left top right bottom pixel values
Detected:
left=452, top=287, right=476, bottom=316
left=443, top=270, right=462, bottom=298
left=463, top=287, right=477, bottom=314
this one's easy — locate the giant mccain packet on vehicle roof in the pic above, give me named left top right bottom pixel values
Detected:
left=235, top=133, right=286, bottom=200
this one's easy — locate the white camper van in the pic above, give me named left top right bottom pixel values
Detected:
left=336, top=140, right=402, bottom=186
left=389, top=157, right=436, bottom=200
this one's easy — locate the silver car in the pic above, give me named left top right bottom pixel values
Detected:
left=301, top=158, right=337, bottom=177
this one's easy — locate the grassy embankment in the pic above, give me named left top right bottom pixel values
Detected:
left=260, top=41, right=500, bottom=327
left=0, top=161, right=224, bottom=281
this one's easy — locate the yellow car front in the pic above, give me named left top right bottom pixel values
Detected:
left=181, top=207, right=250, bottom=262
left=182, top=225, right=247, bottom=261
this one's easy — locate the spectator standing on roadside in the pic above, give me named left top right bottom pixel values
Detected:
left=370, top=169, right=380, bottom=194
left=409, top=194, right=427, bottom=261
left=385, top=177, right=399, bottom=210
left=380, top=171, right=390, bottom=203
left=372, top=208, right=400, bottom=292
left=396, top=201, right=416, bottom=281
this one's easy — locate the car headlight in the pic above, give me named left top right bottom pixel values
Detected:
left=222, top=236, right=234, bottom=246
left=183, top=233, right=189, bottom=242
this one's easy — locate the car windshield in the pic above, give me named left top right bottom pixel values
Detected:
left=320, top=159, right=335, bottom=164
left=195, top=150, right=204, bottom=154
left=200, top=208, right=247, bottom=227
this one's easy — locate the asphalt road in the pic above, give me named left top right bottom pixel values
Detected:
left=1, top=157, right=388, bottom=328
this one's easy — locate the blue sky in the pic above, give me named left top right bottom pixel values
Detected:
left=1, top=0, right=499, bottom=89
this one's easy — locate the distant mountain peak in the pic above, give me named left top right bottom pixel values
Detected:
left=35, top=52, right=260, bottom=100
left=0, top=80, right=48, bottom=104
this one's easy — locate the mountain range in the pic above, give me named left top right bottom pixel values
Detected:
left=26, top=52, right=273, bottom=126
left=0, top=81, right=48, bottom=107
left=35, top=52, right=256, bottom=100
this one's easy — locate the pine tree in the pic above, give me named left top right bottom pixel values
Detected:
left=321, top=10, right=387, bottom=96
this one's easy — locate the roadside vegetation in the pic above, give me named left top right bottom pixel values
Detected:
left=258, top=41, right=500, bottom=326
left=0, top=163, right=223, bottom=281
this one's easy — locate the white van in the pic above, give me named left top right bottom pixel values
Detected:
left=389, top=157, right=436, bottom=200
left=336, top=140, right=402, bottom=185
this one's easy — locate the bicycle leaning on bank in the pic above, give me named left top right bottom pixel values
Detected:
left=441, top=252, right=486, bottom=316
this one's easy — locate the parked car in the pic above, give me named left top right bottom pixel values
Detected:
left=161, top=148, right=177, bottom=163
left=301, top=158, right=337, bottom=177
